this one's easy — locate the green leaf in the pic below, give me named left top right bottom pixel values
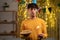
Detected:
left=19, top=0, right=25, bottom=4
left=42, top=8, right=46, bottom=13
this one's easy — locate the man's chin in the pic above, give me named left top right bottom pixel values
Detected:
left=30, top=15, right=35, bottom=18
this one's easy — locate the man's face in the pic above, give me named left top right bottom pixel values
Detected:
left=27, top=8, right=38, bottom=18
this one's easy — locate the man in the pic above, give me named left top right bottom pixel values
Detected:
left=20, top=3, right=48, bottom=40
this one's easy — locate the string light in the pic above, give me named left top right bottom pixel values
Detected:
left=18, top=0, right=56, bottom=28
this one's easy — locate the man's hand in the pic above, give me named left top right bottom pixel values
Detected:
left=38, top=34, right=43, bottom=40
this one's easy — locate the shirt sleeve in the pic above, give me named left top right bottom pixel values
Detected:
left=41, top=20, right=48, bottom=38
left=20, top=21, right=25, bottom=32
left=20, top=21, right=25, bottom=38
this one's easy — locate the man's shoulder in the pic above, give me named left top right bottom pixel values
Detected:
left=37, top=18, right=46, bottom=23
left=22, top=19, right=28, bottom=23
left=37, top=18, right=44, bottom=21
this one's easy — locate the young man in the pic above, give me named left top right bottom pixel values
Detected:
left=20, top=3, right=48, bottom=40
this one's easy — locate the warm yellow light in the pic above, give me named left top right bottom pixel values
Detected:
left=46, top=18, right=48, bottom=21
left=48, top=4, right=49, bottom=6
left=59, top=9, right=60, bottom=12
left=24, top=15, right=27, bottom=18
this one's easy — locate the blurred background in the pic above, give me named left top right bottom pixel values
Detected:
left=0, top=0, right=60, bottom=40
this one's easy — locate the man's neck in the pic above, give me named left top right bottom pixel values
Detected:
left=29, top=16, right=36, bottom=19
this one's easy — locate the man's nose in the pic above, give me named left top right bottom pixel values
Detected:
left=31, top=9, right=34, bottom=12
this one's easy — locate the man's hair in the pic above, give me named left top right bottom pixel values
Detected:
left=27, top=3, right=39, bottom=9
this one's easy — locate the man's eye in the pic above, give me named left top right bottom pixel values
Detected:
left=34, top=9, right=36, bottom=10
left=31, top=8, right=34, bottom=10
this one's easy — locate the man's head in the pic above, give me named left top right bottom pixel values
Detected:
left=27, top=3, right=39, bottom=9
left=27, top=3, right=39, bottom=18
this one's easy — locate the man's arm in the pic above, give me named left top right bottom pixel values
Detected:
left=37, top=20, right=48, bottom=39
left=41, top=20, right=48, bottom=38
left=20, top=22, right=25, bottom=38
